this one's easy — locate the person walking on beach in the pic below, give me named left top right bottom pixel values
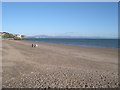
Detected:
left=34, top=44, right=36, bottom=47
left=32, top=44, right=38, bottom=48
left=36, top=44, right=38, bottom=47
left=32, top=44, right=34, bottom=47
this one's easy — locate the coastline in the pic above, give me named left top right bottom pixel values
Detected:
left=23, top=39, right=118, bottom=49
left=23, top=38, right=118, bottom=49
left=2, top=40, right=118, bottom=88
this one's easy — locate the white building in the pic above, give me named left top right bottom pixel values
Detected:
left=14, top=34, right=22, bottom=38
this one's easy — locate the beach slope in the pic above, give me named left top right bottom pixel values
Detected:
left=2, top=40, right=118, bottom=88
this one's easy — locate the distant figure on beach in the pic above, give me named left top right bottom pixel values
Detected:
left=36, top=44, right=38, bottom=47
left=34, top=44, right=36, bottom=47
left=32, top=44, right=34, bottom=47
left=32, top=44, right=38, bottom=48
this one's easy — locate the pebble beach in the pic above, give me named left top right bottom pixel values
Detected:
left=2, top=40, right=118, bottom=88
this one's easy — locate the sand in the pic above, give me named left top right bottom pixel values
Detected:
left=2, top=40, right=118, bottom=88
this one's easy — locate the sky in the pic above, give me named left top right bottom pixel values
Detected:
left=2, top=2, right=118, bottom=38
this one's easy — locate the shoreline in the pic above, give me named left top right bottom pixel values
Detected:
left=23, top=39, right=118, bottom=50
left=2, top=40, right=118, bottom=88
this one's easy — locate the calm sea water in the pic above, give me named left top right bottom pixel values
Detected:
left=23, top=38, right=118, bottom=48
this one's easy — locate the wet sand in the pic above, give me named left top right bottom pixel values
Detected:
left=2, top=40, right=118, bottom=88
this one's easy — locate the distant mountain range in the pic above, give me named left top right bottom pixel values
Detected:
left=29, top=35, right=80, bottom=38
left=28, top=35, right=117, bottom=39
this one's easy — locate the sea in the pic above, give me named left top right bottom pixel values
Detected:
left=23, top=38, right=118, bottom=48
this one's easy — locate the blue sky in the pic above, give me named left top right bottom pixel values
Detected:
left=2, top=2, right=118, bottom=38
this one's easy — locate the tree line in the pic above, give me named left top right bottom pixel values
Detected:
left=0, top=32, right=26, bottom=40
